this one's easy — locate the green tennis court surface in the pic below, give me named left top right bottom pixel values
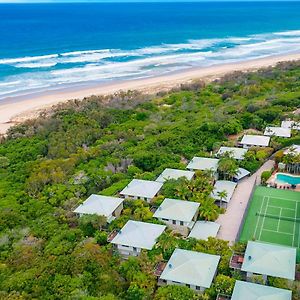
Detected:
left=240, top=186, right=300, bottom=262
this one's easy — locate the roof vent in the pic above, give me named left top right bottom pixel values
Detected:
left=248, top=255, right=252, bottom=260
left=119, top=230, right=122, bottom=234
left=168, top=263, right=172, bottom=268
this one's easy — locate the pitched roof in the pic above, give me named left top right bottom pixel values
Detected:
left=73, top=194, right=123, bottom=217
left=234, top=167, right=251, bottom=180
left=188, top=221, right=220, bottom=240
left=120, top=179, right=163, bottom=199
left=186, top=157, right=219, bottom=171
left=240, top=135, right=270, bottom=147
left=231, top=280, right=292, bottom=300
left=217, top=147, right=248, bottom=160
left=156, top=168, right=195, bottom=183
left=241, top=241, right=296, bottom=280
left=110, top=220, right=166, bottom=250
left=283, top=144, right=300, bottom=155
left=211, top=180, right=237, bottom=203
left=281, top=120, right=300, bottom=130
left=160, top=249, right=220, bottom=288
left=153, top=198, right=200, bottom=222
left=264, top=126, right=291, bottom=138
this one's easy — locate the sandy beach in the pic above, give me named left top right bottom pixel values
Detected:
left=1, top=52, right=300, bottom=135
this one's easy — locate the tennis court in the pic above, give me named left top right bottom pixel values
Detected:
left=240, top=186, right=300, bottom=261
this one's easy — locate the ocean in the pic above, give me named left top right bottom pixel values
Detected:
left=0, top=2, right=300, bottom=100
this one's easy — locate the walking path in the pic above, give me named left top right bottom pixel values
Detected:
left=216, top=160, right=275, bottom=244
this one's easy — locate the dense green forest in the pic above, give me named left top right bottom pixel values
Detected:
left=0, top=61, right=300, bottom=299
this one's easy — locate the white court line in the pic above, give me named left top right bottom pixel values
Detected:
left=292, top=202, right=297, bottom=247
left=277, top=208, right=282, bottom=232
left=297, top=202, right=300, bottom=249
left=263, top=229, right=294, bottom=236
left=268, top=205, right=295, bottom=211
left=254, top=196, right=266, bottom=238
left=259, top=196, right=269, bottom=240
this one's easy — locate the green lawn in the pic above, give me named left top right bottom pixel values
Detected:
left=240, top=186, right=300, bottom=262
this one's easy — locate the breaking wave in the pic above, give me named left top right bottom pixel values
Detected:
left=1, top=30, right=300, bottom=99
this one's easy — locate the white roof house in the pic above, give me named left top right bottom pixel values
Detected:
left=234, top=167, right=251, bottom=181
left=211, top=180, right=237, bottom=204
left=264, top=126, right=291, bottom=138
left=284, top=144, right=300, bottom=156
left=217, top=147, right=248, bottom=160
left=240, top=135, right=270, bottom=147
left=73, top=194, right=124, bottom=222
left=120, top=179, right=163, bottom=201
left=241, top=241, right=296, bottom=280
left=281, top=120, right=300, bottom=130
left=231, top=281, right=292, bottom=300
left=153, top=198, right=200, bottom=224
left=159, top=249, right=220, bottom=290
left=188, top=221, right=220, bottom=240
left=156, top=168, right=195, bottom=183
left=111, top=220, right=166, bottom=250
left=187, top=157, right=219, bottom=172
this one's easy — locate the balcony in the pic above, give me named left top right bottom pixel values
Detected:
left=154, top=261, right=167, bottom=277
left=216, top=294, right=231, bottom=300
left=229, top=253, right=244, bottom=270
left=107, top=229, right=119, bottom=243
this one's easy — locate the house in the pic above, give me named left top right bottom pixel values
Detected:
left=120, top=179, right=163, bottom=203
left=233, top=167, right=250, bottom=182
left=73, top=194, right=124, bottom=223
left=231, top=280, right=292, bottom=300
left=264, top=126, right=291, bottom=138
left=281, top=120, right=300, bottom=131
left=186, top=157, right=219, bottom=178
left=216, top=147, right=248, bottom=160
left=240, top=135, right=270, bottom=149
left=156, top=168, right=195, bottom=183
left=153, top=198, right=200, bottom=235
left=211, top=180, right=237, bottom=208
left=241, top=241, right=296, bottom=282
left=158, top=248, right=220, bottom=292
left=283, top=144, right=300, bottom=155
left=110, top=220, right=166, bottom=257
left=188, top=221, right=220, bottom=240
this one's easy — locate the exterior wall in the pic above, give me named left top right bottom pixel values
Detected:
left=121, top=194, right=152, bottom=203
left=116, top=244, right=142, bottom=257
left=158, top=279, right=205, bottom=292
left=246, top=272, right=267, bottom=283
left=157, top=210, right=198, bottom=236
left=113, top=203, right=123, bottom=218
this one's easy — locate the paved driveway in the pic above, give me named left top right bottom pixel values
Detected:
left=216, top=160, right=275, bottom=244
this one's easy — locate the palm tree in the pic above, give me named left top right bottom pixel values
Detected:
left=217, top=190, right=228, bottom=208
left=199, top=198, right=219, bottom=221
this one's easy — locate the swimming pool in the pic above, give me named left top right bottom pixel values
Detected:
left=275, top=173, right=300, bottom=185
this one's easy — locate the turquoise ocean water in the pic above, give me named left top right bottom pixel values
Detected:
left=0, top=2, right=300, bottom=99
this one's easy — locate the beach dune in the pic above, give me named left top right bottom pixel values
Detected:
left=1, top=52, right=300, bottom=135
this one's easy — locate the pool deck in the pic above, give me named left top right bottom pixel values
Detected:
left=267, top=171, right=300, bottom=192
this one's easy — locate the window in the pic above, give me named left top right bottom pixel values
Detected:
left=122, top=245, right=129, bottom=248
left=186, top=284, right=190, bottom=288
left=144, top=197, right=147, bottom=201
left=162, top=218, right=168, bottom=221
left=180, top=221, right=184, bottom=226
left=133, top=247, right=137, bottom=252
left=172, top=220, right=176, bottom=225
left=196, top=286, right=200, bottom=290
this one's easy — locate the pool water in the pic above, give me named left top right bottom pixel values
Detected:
left=276, top=173, right=300, bottom=185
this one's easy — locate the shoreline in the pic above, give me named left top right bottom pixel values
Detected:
left=1, top=52, right=300, bottom=135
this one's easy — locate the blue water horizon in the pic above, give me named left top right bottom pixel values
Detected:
left=0, top=1, right=300, bottom=99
